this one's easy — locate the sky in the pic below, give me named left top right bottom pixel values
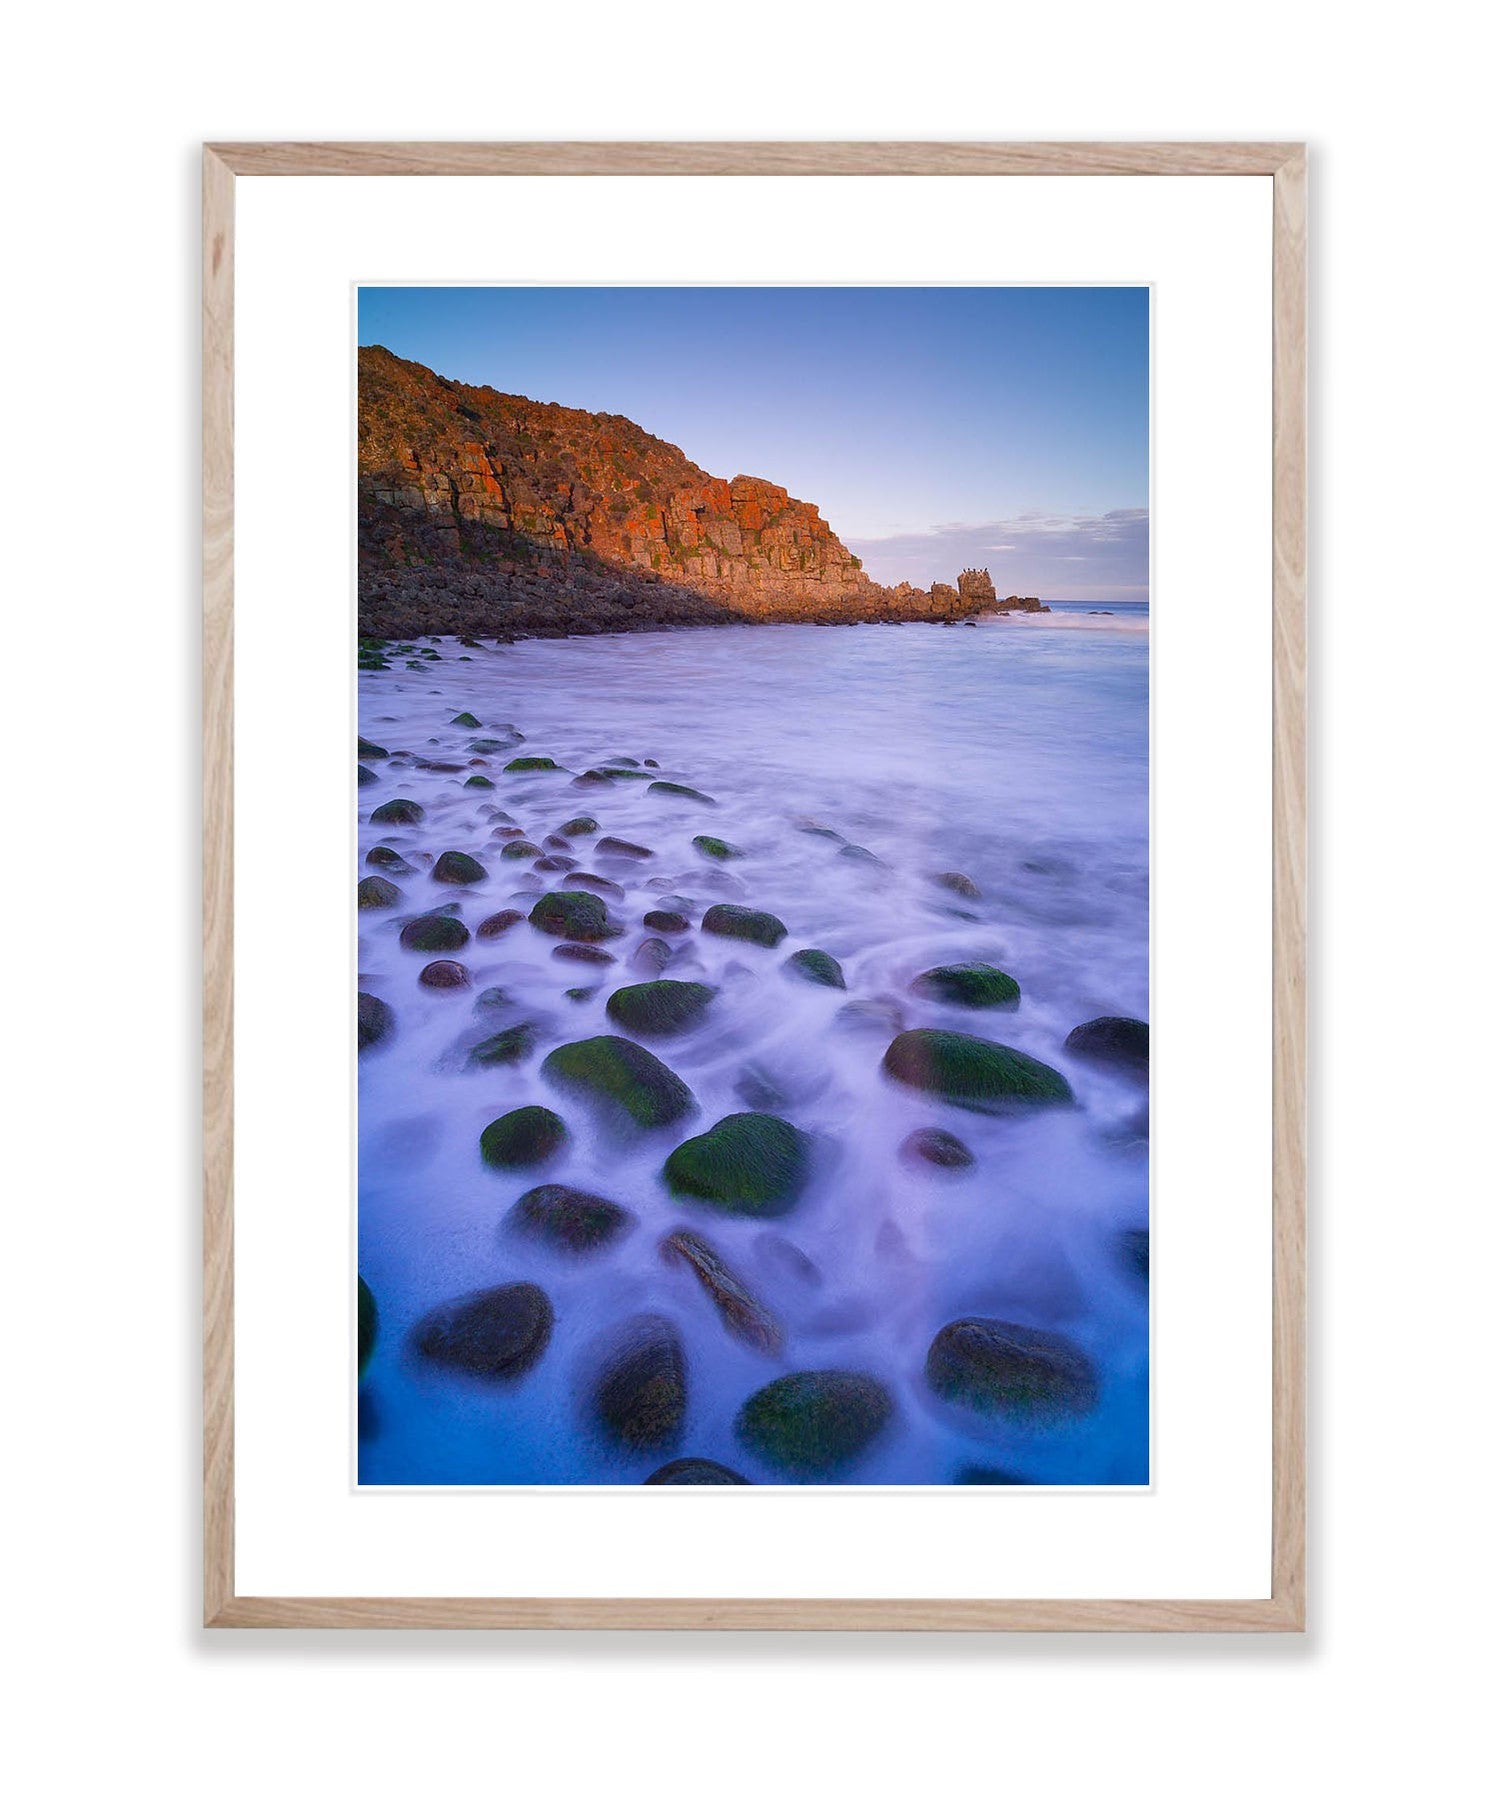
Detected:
left=358, top=286, right=1149, bottom=599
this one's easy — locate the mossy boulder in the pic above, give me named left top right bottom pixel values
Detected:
left=357, top=1275, right=379, bottom=1375
left=649, top=780, right=716, bottom=805
left=468, top=1022, right=537, bottom=1067
left=932, top=870, right=981, bottom=898
left=784, top=948, right=846, bottom=989
left=910, top=962, right=1021, bottom=1009
left=882, top=1029, right=1073, bottom=1111
left=735, top=1371, right=894, bottom=1478
left=399, top=912, right=470, bottom=953
left=451, top=711, right=482, bottom=728
left=508, top=1183, right=635, bottom=1253
left=464, top=774, right=495, bottom=790
left=925, top=1318, right=1098, bottom=1420
left=1064, top=1015, right=1150, bottom=1079
left=643, top=909, right=691, bottom=934
left=357, top=874, right=401, bottom=910
left=606, top=979, right=716, bottom=1038
left=366, top=845, right=414, bottom=873
left=432, top=849, right=488, bottom=885
left=479, top=1105, right=569, bottom=1169
left=504, top=755, right=562, bottom=773
left=664, top=1112, right=812, bottom=1218
left=529, top=889, right=614, bottom=942
left=558, top=815, right=599, bottom=836
left=476, top=908, right=525, bottom=938
left=701, top=903, right=786, bottom=948
left=419, top=959, right=469, bottom=989
left=542, top=1035, right=695, bottom=1129
left=500, top=839, right=542, bottom=860
left=901, top=1126, right=975, bottom=1169
left=592, top=1314, right=687, bottom=1452
left=357, top=736, right=389, bottom=760
left=370, top=798, right=424, bottom=826
left=644, top=1458, right=750, bottom=1485
left=358, top=765, right=378, bottom=788
left=357, top=992, right=394, bottom=1051
left=411, top=1282, right=553, bottom=1380
left=692, top=834, right=744, bottom=861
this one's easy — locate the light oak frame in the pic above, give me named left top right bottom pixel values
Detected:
left=203, top=140, right=1307, bottom=1631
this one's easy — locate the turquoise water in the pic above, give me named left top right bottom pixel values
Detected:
left=357, top=610, right=1149, bottom=1485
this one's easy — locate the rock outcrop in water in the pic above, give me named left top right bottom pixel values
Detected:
left=359, top=346, right=1005, bottom=638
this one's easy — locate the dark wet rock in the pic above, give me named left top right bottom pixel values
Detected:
left=606, top=978, right=717, bottom=1039
left=530, top=889, right=615, bottom=942
left=366, top=845, right=415, bottom=873
left=468, top=1022, right=537, bottom=1067
left=701, top=903, right=786, bottom=948
left=533, top=854, right=578, bottom=874
left=432, top=849, right=488, bottom=885
left=451, top=711, right=482, bottom=728
left=1120, top=1227, right=1150, bottom=1284
left=504, top=755, right=563, bottom=773
left=644, top=1458, right=749, bottom=1486
left=558, top=815, right=599, bottom=837
left=543, top=1035, right=695, bottom=1129
left=564, top=985, right=599, bottom=1002
left=932, top=870, right=981, bottom=898
left=476, top=908, right=525, bottom=939
left=795, top=822, right=845, bottom=843
left=479, top=1104, right=569, bottom=1169
left=464, top=774, right=495, bottom=789
left=661, top=1229, right=783, bottom=1354
left=925, top=1318, right=1098, bottom=1419
left=735, top=1371, right=894, bottom=1478
left=784, top=948, right=846, bottom=989
left=643, top=909, right=691, bottom=934
left=399, top=911, right=470, bottom=953
left=358, top=765, right=378, bottom=787
left=553, top=943, right=616, bottom=966
left=569, top=872, right=626, bottom=900
left=833, top=996, right=906, bottom=1035
left=629, top=937, right=674, bottom=978
left=910, top=962, right=1021, bottom=1009
left=491, top=824, right=527, bottom=840
left=419, top=958, right=469, bottom=989
left=412, top=1281, right=553, bottom=1379
left=592, top=1314, right=687, bottom=1452
left=838, top=844, right=887, bottom=869
left=603, top=756, right=641, bottom=768
left=570, top=770, right=615, bottom=789
left=692, top=834, right=744, bottom=861
left=1064, top=1015, right=1150, bottom=1079
left=508, top=1183, right=634, bottom=1253
left=357, top=992, right=394, bottom=1051
left=358, top=1275, right=379, bottom=1375
left=901, top=1126, right=975, bottom=1169
left=664, top=1112, right=812, bottom=1218
left=468, top=737, right=515, bottom=754
left=883, top=1029, right=1073, bottom=1111
left=649, top=780, right=716, bottom=805
left=412, top=758, right=466, bottom=773
left=595, top=835, right=653, bottom=860
left=370, top=798, right=424, bottom=826
left=357, top=874, right=402, bottom=909
left=500, top=839, right=543, bottom=860
left=955, top=1465, right=1030, bottom=1484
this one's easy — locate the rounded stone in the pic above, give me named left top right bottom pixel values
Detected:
left=479, top=1105, right=569, bottom=1169
left=557, top=815, right=599, bottom=836
left=925, top=1318, right=1098, bottom=1419
left=735, top=1371, right=894, bottom=1478
left=692, top=834, right=744, bottom=861
left=595, top=835, right=653, bottom=860
left=592, top=1314, right=687, bottom=1452
left=910, top=962, right=1021, bottom=1009
left=504, top=755, right=562, bottom=773
left=784, top=948, right=846, bottom=989
left=529, top=889, right=614, bottom=942
left=644, top=1458, right=750, bottom=1486
left=369, top=798, right=425, bottom=826
left=507, top=1183, right=635, bottom=1253
left=701, top=903, right=787, bottom=948
left=901, top=1126, right=975, bottom=1169
left=467, top=1022, right=537, bottom=1067
left=1064, top=1015, right=1150, bottom=1078
left=643, top=909, right=691, bottom=934
left=357, top=991, right=394, bottom=1051
left=399, top=912, right=470, bottom=953
left=476, top=908, right=525, bottom=938
left=419, top=958, right=469, bottom=989
left=357, top=874, right=401, bottom=910
left=649, top=780, right=716, bottom=804
left=542, top=1035, right=695, bottom=1129
left=663, top=1112, right=812, bottom=1218
left=366, top=845, right=414, bottom=873
left=882, top=1029, right=1073, bottom=1111
left=432, top=849, right=488, bottom=885
left=606, top=979, right=716, bottom=1038
left=411, top=1281, right=553, bottom=1379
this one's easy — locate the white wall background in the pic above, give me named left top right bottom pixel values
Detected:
left=5, top=4, right=1491, bottom=1794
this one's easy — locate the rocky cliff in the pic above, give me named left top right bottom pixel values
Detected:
left=358, top=347, right=998, bottom=639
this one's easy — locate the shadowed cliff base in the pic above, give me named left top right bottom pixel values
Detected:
left=358, top=346, right=1002, bottom=639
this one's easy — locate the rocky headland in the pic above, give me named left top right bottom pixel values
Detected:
left=359, top=346, right=1008, bottom=639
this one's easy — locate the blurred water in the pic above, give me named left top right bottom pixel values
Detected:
left=357, top=608, right=1149, bottom=1485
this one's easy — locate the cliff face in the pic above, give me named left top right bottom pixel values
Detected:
left=358, top=347, right=996, bottom=639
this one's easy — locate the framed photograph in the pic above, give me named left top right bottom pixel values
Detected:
left=204, top=141, right=1305, bottom=1629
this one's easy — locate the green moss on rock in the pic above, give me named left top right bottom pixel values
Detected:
left=479, top=1105, right=569, bottom=1169
left=529, top=889, right=614, bottom=942
left=606, top=979, right=716, bottom=1038
left=735, top=1371, right=894, bottom=1478
left=701, top=903, right=786, bottom=948
left=664, top=1112, right=812, bottom=1217
left=468, top=1022, right=537, bottom=1067
left=504, top=755, right=562, bottom=773
left=411, top=1281, right=553, bottom=1379
left=882, top=1029, right=1073, bottom=1111
left=557, top=815, right=599, bottom=836
left=649, top=780, right=717, bottom=804
left=451, top=711, right=482, bottom=728
left=784, top=948, right=846, bottom=989
left=692, top=834, right=744, bottom=861
left=357, top=874, right=401, bottom=910
left=542, top=1035, right=695, bottom=1129
left=370, top=798, right=424, bottom=826
left=910, top=962, right=1021, bottom=1009
left=925, top=1318, right=1098, bottom=1419
left=399, top=912, right=470, bottom=953
left=432, top=849, right=488, bottom=885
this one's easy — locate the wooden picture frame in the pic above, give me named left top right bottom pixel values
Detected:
left=203, top=140, right=1306, bottom=1631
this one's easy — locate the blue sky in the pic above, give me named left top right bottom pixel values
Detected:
left=359, top=286, right=1149, bottom=598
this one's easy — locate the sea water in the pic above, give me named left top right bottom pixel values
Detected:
left=357, top=605, right=1149, bottom=1485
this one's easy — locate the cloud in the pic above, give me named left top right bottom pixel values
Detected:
left=848, top=508, right=1149, bottom=601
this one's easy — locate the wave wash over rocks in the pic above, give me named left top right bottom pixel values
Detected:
left=356, top=606, right=1149, bottom=1485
